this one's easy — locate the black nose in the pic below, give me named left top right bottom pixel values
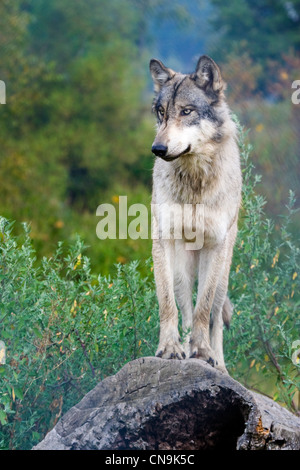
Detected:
left=151, top=144, right=168, bottom=158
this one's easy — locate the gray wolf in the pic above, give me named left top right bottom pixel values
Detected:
left=150, top=55, right=242, bottom=373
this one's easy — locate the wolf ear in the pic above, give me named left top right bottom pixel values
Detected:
left=150, top=59, right=175, bottom=93
left=193, top=55, right=224, bottom=94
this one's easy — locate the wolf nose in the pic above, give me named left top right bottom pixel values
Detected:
left=151, top=144, right=168, bottom=158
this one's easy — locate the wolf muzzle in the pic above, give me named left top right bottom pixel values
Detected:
left=151, top=144, right=191, bottom=162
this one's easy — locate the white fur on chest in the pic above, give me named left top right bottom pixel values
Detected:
left=152, top=149, right=240, bottom=249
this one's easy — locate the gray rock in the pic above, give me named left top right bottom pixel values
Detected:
left=33, top=357, right=300, bottom=450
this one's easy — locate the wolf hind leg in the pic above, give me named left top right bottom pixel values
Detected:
left=209, top=249, right=233, bottom=373
left=210, top=287, right=230, bottom=374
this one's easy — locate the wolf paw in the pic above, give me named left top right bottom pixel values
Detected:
left=156, top=339, right=186, bottom=360
left=190, top=350, right=217, bottom=368
left=189, top=339, right=217, bottom=368
left=190, top=345, right=229, bottom=374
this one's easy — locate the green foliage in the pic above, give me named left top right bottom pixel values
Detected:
left=0, top=219, right=158, bottom=449
left=209, top=0, right=300, bottom=64
left=225, top=120, right=300, bottom=410
left=0, top=0, right=155, bottom=272
left=235, top=100, right=300, bottom=229
left=208, top=0, right=300, bottom=98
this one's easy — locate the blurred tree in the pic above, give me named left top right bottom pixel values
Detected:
left=220, top=52, right=263, bottom=102
left=0, top=0, right=65, bottom=248
left=207, top=0, right=300, bottom=219
left=48, top=40, right=150, bottom=210
left=0, top=0, right=157, bottom=270
left=28, top=0, right=137, bottom=68
left=0, top=0, right=59, bottom=135
left=208, top=0, right=300, bottom=92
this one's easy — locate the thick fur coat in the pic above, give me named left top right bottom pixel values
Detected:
left=150, top=56, right=242, bottom=373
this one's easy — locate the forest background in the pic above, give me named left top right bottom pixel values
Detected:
left=0, top=0, right=299, bottom=449
left=1, top=0, right=299, bottom=273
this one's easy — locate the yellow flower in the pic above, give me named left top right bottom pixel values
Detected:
left=73, top=254, right=82, bottom=270
left=54, top=220, right=64, bottom=229
left=271, top=251, right=279, bottom=268
left=280, top=71, right=288, bottom=81
left=255, top=123, right=264, bottom=133
left=112, top=195, right=119, bottom=204
left=70, top=299, right=77, bottom=316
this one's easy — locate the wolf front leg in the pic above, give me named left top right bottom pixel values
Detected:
left=173, top=241, right=198, bottom=357
left=152, top=238, right=186, bottom=359
left=190, top=245, right=225, bottom=367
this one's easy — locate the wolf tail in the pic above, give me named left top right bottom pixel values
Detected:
left=222, top=296, right=233, bottom=329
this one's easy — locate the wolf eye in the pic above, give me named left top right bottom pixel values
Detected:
left=157, top=106, right=165, bottom=117
left=181, top=108, right=192, bottom=116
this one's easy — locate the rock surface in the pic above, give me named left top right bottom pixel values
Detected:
left=33, top=357, right=300, bottom=450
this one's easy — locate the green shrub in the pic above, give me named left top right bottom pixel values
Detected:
left=0, top=220, right=158, bottom=449
left=225, top=120, right=300, bottom=411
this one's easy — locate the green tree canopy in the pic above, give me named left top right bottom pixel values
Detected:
left=209, top=0, right=300, bottom=91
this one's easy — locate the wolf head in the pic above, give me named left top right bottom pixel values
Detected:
left=150, top=56, right=230, bottom=162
